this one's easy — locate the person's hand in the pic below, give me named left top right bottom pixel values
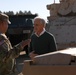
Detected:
left=21, top=39, right=31, bottom=49
left=29, top=51, right=38, bottom=60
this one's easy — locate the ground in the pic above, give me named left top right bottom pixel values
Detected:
left=16, top=51, right=31, bottom=75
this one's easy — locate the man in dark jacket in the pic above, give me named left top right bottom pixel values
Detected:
left=29, top=18, right=57, bottom=60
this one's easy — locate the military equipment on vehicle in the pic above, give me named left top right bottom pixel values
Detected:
left=22, top=48, right=76, bottom=75
left=46, top=0, right=76, bottom=50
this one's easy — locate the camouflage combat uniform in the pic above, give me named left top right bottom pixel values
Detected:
left=0, top=33, right=23, bottom=75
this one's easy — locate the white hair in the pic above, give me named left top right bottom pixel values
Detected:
left=34, top=17, right=46, bottom=26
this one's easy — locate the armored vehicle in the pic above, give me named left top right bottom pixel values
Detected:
left=22, top=47, right=76, bottom=75
left=22, top=0, right=76, bottom=75
left=46, top=0, right=76, bottom=50
left=6, top=14, right=37, bottom=55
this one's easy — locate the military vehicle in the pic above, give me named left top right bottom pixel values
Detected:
left=22, top=47, right=76, bottom=75
left=6, top=14, right=37, bottom=55
left=46, top=0, right=76, bottom=50
left=21, top=0, right=76, bottom=75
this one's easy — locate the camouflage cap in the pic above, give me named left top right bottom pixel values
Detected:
left=0, top=13, right=11, bottom=24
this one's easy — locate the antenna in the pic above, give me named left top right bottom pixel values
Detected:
left=54, top=0, right=55, bottom=3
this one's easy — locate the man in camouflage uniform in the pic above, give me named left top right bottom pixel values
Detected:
left=0, top=13, right=31, bottom=75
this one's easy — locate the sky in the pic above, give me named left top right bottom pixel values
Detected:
left=0, top=0, right=59, bottom=21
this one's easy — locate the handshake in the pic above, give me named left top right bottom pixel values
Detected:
left=20, top=39, right=31, bottom=49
